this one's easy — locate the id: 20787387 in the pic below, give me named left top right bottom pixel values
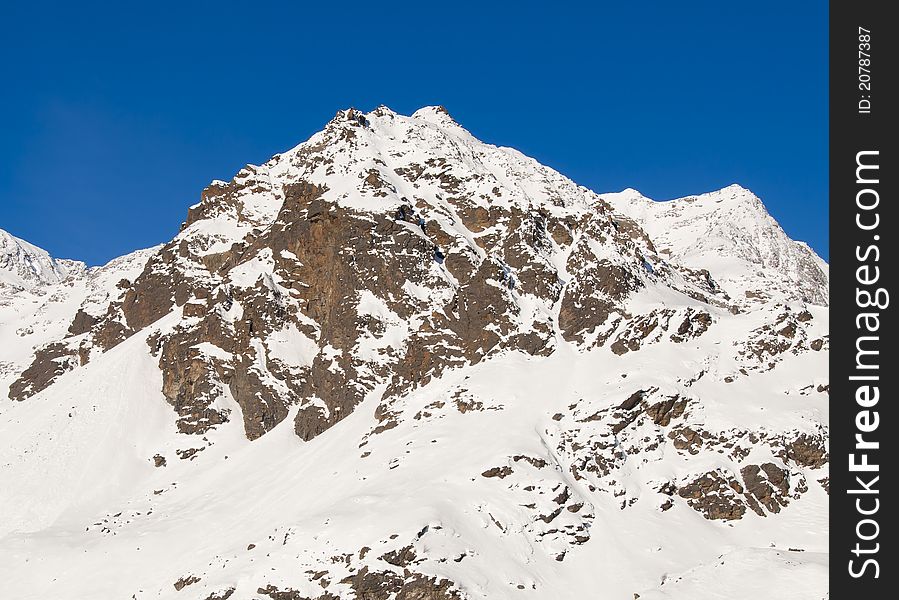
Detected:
left=857, top=27, right=873, bottom=114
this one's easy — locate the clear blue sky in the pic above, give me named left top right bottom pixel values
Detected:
left=0, top=1, right=828, bottom=265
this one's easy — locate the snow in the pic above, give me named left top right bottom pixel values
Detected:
left=354, top=290, right=408, bottom=366
left=0, top=320, right=177, bottom=538
left=265, top=323, right=319, bottom=368
left=636, top=547, right=828, bottom=599
left=227, top=248, right=276, bottom=288
left=179, top=215, right=254, bottom=257
left=193, top=341, right=234, bottom=362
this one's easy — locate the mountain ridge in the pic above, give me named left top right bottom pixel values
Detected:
left=0, top=227, right=86, bottom=289
left=604, top=184, right=828, bottom=306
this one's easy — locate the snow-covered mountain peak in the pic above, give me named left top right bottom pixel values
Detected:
left=182, top=105, right=607, bottom=245
left=605, top=184, right=828, bottom=306
left=411, top=104, right=459, bottom=126
left=0, top=228, right=84, bottom=289
left=678, top=184, right=766, bottom=211
left=616, top=184, right=765, bottom=216
left=712, top=182, right=756, bottom=196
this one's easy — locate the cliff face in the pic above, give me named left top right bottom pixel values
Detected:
left=0, top=107, right=829, bottom=600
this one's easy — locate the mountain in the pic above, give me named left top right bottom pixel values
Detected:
left=0, top=107, right=828, bottom=600
left=0, top=228, right=85, bottom=289
left=604, top=185, right=828, bottom=306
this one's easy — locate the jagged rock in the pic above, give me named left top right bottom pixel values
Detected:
left=780, top=434, right=828, bottom=468
left=8, top=342, right=79, bottom=401
left=669, top=426, right=703, bottom=454
left=644, top=396, right=688, bottom=427
left=340, top=567, right=463, bottom=600
left=256, top=585, right=322, bottom=600
left=380, top=545, right=417, bottom=567
left=482, top=466, right=513, bottom=478
left=67, top=309, right=98, bottom=336
left=618, top=390, right=648, bottom=410
left=678, top=471, right=747, bottom=520
left=740, top=463, right=791, bottom=514
left=173, top=575, right=200, bottom=591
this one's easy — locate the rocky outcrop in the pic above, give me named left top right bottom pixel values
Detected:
left=740, top=463, right=791, bottom=515
left=677, top=470, right=747, bottom=521
left=340, top=567, right=463, bottom=600
left=8, top=342, right=79, bottom=401
left=779, top=433, right=828, bottom=469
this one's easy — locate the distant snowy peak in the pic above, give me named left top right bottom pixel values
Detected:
left=0, top=228, right=85, bottom=289
left=410, top=104, right=465, bottom=129
left=604, top=185, right=829, bottom=306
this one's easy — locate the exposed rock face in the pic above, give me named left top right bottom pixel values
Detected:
left=740, top=463, right=791, bottom=515
left=173, top=575, right=201, bottom=591
left=677, top=470, right=747, bottom=521
left=558, top=211, right=645, bottom=344
left=780, top=433, right=828, bottom=468
left=151, top=329, right=233, bottom=436
left=340, top=568, right=463, bottom=600
left=8, top=342, right=80, bottom=401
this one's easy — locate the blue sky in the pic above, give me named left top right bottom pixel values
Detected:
left=0, top=1, right=828, bottom=265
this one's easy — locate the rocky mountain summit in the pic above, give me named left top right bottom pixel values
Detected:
left=0, top=107, right=828, bottom=600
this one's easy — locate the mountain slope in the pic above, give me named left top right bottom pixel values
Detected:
left=0, top=236, right=157, bottom=400
left=0, top=106, right=829, bottom=600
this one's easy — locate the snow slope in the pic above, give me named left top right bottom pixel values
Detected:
left=0, top=316, right=828, bottom=599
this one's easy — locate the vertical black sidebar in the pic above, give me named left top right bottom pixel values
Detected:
left=830, top=0, right=896, bottom=597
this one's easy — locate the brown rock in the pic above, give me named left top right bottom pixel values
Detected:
left=481, top=466, right=513, bottom=478
left=173, top=575, right=200, bottom=591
